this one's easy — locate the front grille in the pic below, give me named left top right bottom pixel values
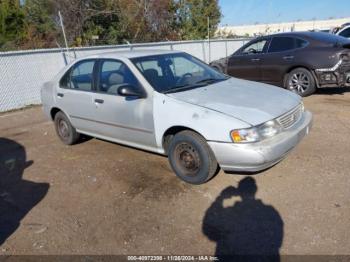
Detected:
left=277, top=104, right=303, bottom=129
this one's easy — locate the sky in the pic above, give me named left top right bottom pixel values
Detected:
left=219, top=0, right=350, bottom=26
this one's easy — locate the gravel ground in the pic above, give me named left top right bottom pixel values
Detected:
left=0, top=88, right=349, bottom=256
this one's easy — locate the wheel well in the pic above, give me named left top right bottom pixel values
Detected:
left=162, top=126, right=201, bottom=154
left=286, top=65, right=311, bottom=74
left=50, top=107, right=61, bottom=120
left=284, top=66, right=313, bottom=87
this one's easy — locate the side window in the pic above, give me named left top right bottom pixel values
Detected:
left=339, top=28, right=350, bottom=38
left=59, top=60, right=95, bottom=90
left=269, top=37, right=296, bottom=53
left=59, top=70, right=71, bottom=89
left=242, top=40, right=267, bottom=55
left=295, top=38, right=308, bottom=48
left=99, top=60, right=141, bottom=95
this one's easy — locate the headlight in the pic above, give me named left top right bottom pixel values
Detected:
left=230, top=120, right=282, bottom=143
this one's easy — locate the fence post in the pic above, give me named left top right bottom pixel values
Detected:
left=62, top=51, right=68, bottom=66
left=202, top=41, right=206, bottom=63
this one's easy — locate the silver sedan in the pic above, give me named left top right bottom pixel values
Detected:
left=41, top=50, right=312, bottom=184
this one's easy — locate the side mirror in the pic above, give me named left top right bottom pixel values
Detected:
left=117, top=85, right=145, bottom=98
left=248, top=48, right=257, bottom=54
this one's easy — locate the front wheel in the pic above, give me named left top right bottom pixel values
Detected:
left=168, top=131, right=218, bottom=184
left=285, top=68, right=316, bottom=97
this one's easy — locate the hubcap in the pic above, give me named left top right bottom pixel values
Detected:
left=289, top=72, right=310, bottom=94
left=58, top=119, right=70, bottom=138
left=175, top=143, right=200, bottom=176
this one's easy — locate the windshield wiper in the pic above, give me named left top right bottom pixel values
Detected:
left=195, top=77, right=229, bottom=85
left=163, top=77, right=230, bottom=94
left=163, top=83, right=207, bottom=94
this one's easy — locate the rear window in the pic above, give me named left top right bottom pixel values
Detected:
left=310, top=32, right=350, bottom=45
left=339, top=28, right=350, bottom=38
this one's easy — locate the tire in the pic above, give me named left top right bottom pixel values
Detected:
left=211, top=64, right=224, bottom=73
left=285, top=68, right=316, bottom=97
left=54, top=111, right=80, bottom=145
left=168, top=130, right=218, bottom=185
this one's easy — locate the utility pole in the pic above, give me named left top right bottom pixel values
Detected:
left=58, top=11, right=70, bottom=56
left=207, top=16, right=211, bottom=63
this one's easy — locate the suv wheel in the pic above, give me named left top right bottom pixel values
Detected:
left=168, top=130, right=218, bottom=184
left=54, top=111, right=80, bottom=145
left=285, top=68, right=316, bottom=97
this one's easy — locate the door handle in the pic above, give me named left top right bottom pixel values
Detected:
left=57, top=93, right=64, bottom=98
left=283, top=56, right=294, bottom=60
left=94, top=99, right=104, bottom=104
left=251, top=58, right=260, bottom=62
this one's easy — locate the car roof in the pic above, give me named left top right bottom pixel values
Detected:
left=256, top=31, right=350, bottom=44
left=260, top=31, right=329, bottom=38
left=83, top=49, right=183, bottom=60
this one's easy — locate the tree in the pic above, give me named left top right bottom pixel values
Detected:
left=23, top=0, right=58, bottom=49
left=0, top=0, right=26, bottom=50
left=177, top=0, right=221, bottom=40
left=0, top=0, right=222, bottom=51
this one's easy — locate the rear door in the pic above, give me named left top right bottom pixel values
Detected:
left=227, top=38, right=269, bottom=81
left=56, top=59, right=98, bottom=133
left=261, top=36, right=308, bottom=86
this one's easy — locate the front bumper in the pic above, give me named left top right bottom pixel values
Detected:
left=208, top=111, right=313, bottom=172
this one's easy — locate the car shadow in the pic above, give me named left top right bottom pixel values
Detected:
left=202, top=177, right=283, bottom=261
left=316, top=87, right=350, bottom=95
left=0, top=138, right=49, bottom=246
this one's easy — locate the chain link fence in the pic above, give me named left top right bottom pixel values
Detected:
left=0, top=38, right=249, bottom=112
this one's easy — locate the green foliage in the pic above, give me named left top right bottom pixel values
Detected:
left=177, top=0, right=221, bottom=40
left=23, top=0, right=58, bottom=49
left=0, top=0, right=26, bottom=50
left=0, top=0, right=222, bottom=51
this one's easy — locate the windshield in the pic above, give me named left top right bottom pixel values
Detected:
left=131, top=53, right=229, bottom=93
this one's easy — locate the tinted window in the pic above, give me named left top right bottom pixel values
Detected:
left=295, top=38, right=308, bottom=48
left=242, top=40, right=267, bottom=54
left=339, top=28, right=350, bottom=38
left=60, top=60, right=95, bottom=90
left=99, top=60, right=141, bottom=95
left=269, top=37, right=296, bottom=52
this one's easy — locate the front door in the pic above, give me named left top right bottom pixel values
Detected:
left=227, top=39, right=269, bottom=81
left=91, top=59, right=156, bottom=149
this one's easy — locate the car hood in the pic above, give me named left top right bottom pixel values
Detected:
left=166, top=78, right=301, bottom=126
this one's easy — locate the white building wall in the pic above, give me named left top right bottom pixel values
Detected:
left=217, top=17, right=350, bottom=37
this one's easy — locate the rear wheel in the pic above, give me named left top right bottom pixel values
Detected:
left=168, top=130, right=218, bottom=184
left=54, top=111, right=80, bottom=145
left=285, top=68, right=316, bottom=97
